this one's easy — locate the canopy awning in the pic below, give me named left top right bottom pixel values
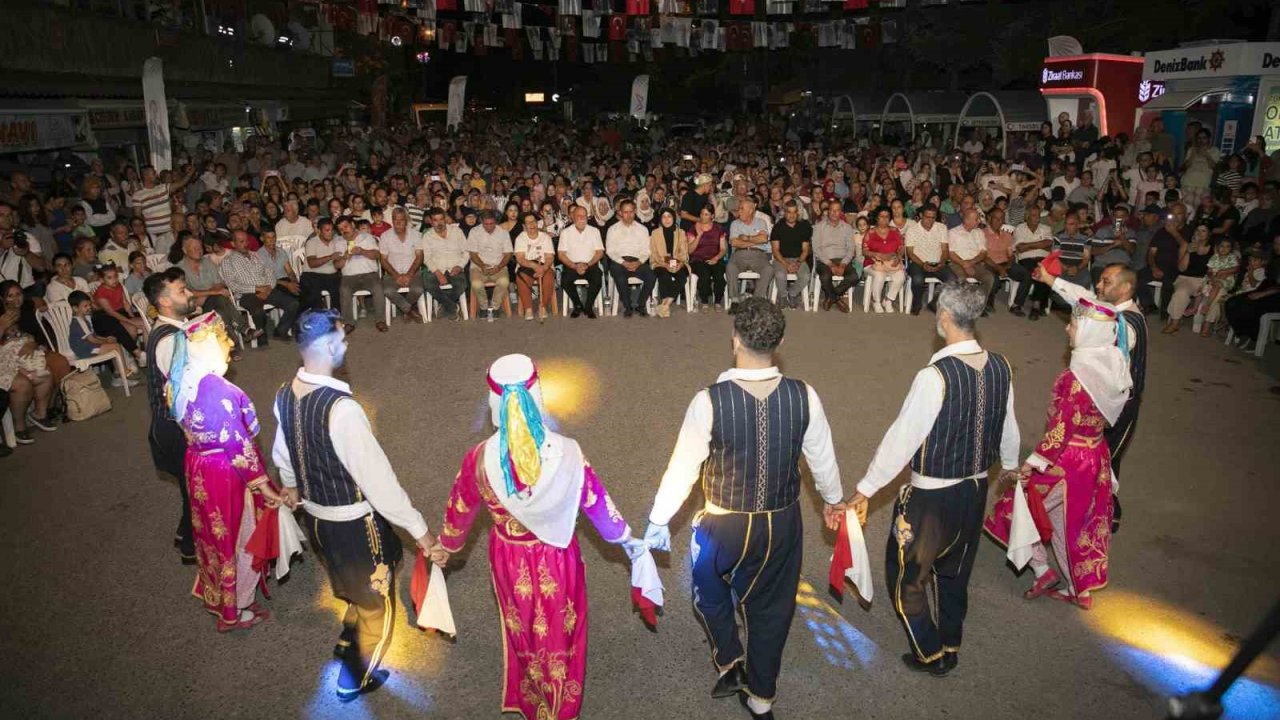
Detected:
left=831, top=93, right=888, bottom=126
left=1140, top=88, right=1230, bottom=111
left=881, top=92, right=968, bottom=130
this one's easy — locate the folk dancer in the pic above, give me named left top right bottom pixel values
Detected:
left=434, top=354, right=648, bottom=720
left=644, top=298, right=844, bottom=720
left=143, top=268, right=196, bottom=564
left=1033, top=262, right=1146, bottom=532
left=848, top=282, right=1020, bottom=676
left=986, top=298, right=1131, bottom=610
left=271, top=309, right=439, bottom=702
left=169, top=312, right=285, bottom=631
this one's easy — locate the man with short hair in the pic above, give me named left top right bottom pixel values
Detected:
left=466, top=210, right=513, bottom=320
left=770, top=202, right=812, bottom=310
left=680, top=173, right=715, bottom=230
left=379, top=207, right=427, bottom=323
left=0, top=216, right=41, bottom=290
left=336, top=216, right=387, bottom=332
left=142, top=268, right=197, bottom=564
left=419, top=208, right=469, bottom=320
left=1009, top=208, right=1055, bottom=319
left=1053, top=214, right=1093, bottom=291
left=132, top=163, right=195, bottom=256
left=220, top=229, right=300, bottom=343
left=644, top=297, right=844, bottom=718
left=812, top=202, right=857, bottom=313
left=275, top=199, right=314, bottom=247
left=850, top=282, right=1019, bottom=677
left=301, top=218, right=345, bottom=312
left=905, top=204, right=952, bottom=315
left=726, top=196, right=774, bottom=312
left=1088, top=205, right=1137, bottom=285
left=946, top=209, right=996, bottom=311
left=557, top=205, right=605, bottom=318
left=605, top=199, right=656, bottom=317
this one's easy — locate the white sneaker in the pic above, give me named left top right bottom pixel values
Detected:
left=873, top=301, right=884, bottom=314
left=110, top=376, right=125, bottom=388
left=524, top=310, right=534, bottom=321
left=883, top=300, right=896, bottom=314
left=135, top=352, right=148, bottom=368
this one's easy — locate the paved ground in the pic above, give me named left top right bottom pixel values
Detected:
left=4, top=302, right=1280, bottom=720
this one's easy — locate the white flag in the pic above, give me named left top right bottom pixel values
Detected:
left=142, top=57, right=172, bottom=171
left=582, top=10, right=601, bottom=38
left=630, top=75, right=650, bottom=119
left=447, top=75, right=467, bottom=130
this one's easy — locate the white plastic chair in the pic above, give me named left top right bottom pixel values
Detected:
left=561, top=279, right=605, bottom=317
left=770, top=272, right=811, bottom=311
left=423, top=283, right=467, bottom=322
left=1000, top=276, right=1019, bottom=309
left=2, top=407, right=14, bottom=448
left=40, top=301, right=130, bottom=397
left=386, top=286, right=430, bottom=325
left=131, top=292, right=153, bottom=335
left=145, top=253, right=170, bottom=274
left=611, top=276, right=656, bottom=316
left=809, top=272, right=856, bottom=312
left=725, top=271, right=763, bottom=310
left=861, top=274, right=907, bottom=313
left=1253, top=313, right=1280, bottom=358
left=291, top=247, right=332, bottom=309
left=1148, top=280, right=1163, bottom=309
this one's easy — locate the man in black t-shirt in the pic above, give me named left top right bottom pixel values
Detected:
left=770, top=202, right=812, bottom=309
left=680, top=173, right=714, bottom=231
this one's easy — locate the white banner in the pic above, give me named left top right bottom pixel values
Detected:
left=630, top=75, right=650, bottom=120
left=142, top=57, right=172, bottom=170
left=0, top=112, right=90, bottom=154
left=447, top=75, right=468, bottom=130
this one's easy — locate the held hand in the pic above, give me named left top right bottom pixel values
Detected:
left=258, top=483, right=284, bottom=508
left=849, top=493, right=870, bottom=526
left=619, top=535, right=650, bottom=561
left=281, top=487, right=301, bottom=509
left=429, top=541, right=449, bottom=568
left=416, top=530, right=439, bottom=559
left=643, top=522, right=671, bottom=553
left=821, top=502, right=845, bottom=531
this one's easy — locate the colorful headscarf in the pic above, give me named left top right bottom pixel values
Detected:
left=487, top=357, right=545, bottom=498
left=166, top=312, right=232, bottom=420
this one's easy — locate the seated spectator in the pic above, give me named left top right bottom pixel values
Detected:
left=220, top=229, right=300, bottom=344
left=1224, top=254, right=1280, bottom=352
left=368, top=205, right=391, bottom=238
left=71, top=236, right=99, bottom=282
left=726, top=195, right=773, bottom=312
left=0, top=215, right=42, bottom=290
left=770, top=202, right=812, bottom=310
left=1009, top=208, right=1055, bottom=319
left=256, top=229, right=295, bottom=288
left=0, top=280, right=58, bottom=453
left=466, top=211, right=513, bottom=321
left=1088, top=204, right=1137, bottom=286
left=300, top=217, right=344, bottom=312
left=66, top=290, right=138, bottom=387
left=862, top=206, right=906, bottom=313
left=336, top=215, right=386, bottom=332
left=811, top=202, right=856, bottom=313
left=380, top=207, right=428, bottom=323
left=557, top=205, right=605, bottom=318
left=274, top=199, right=314, bottom=248
left=1138, top=202, right=1189, bottom=315
left=1162, top=224, right=1213, bottom=335
left=649, top=208, right=690, bottom=318
left=1053, top=214, right=1093, bottom=291
left=1196, top=238, right=1241, bottom=336
left=981, top=206, right=1016, bottom=311
left=514, top=212, right=556, bottom=322
left=123, top=251, right=150, bottom=297
left=175, top=230, right=251, bottom=356
left=904, top=204, right=952, bottom=315
left=947, top=208, right=997, bottom=311
left=91, top=263, right=147, bottom=366
left=605, top=199, right=656, bottom=317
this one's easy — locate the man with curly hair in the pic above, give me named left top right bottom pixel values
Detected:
left=643, top=297, right=845, bottom=719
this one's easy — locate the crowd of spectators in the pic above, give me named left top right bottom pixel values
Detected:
left=2, top=109, right=1279, bottom=456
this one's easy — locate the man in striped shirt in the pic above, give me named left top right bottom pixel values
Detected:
left=131, top=164, right=195, bottom=257
left=1052, top=214, right=1093, bottom=291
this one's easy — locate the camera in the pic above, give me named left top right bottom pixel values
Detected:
left=12, top=228, right=28, bottom=249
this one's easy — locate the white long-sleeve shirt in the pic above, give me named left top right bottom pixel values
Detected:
left=605, top=219, right=651, bottom=264
left=855, top=340, right=1020, bottom=498
left=272, top=369, right=430, bottom=540
left=649, top=366, right=843, bottom=525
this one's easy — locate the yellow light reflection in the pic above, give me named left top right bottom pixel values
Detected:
left=313, top=591, right=447, bottom=678
left=536, top=358, right=601, bottom=422
left=1086, top=590, right=1280, bottom=683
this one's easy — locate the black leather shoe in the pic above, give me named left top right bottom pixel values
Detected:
left=1010, top=306, right=1025, bottom=317
left=739, top=692, right=775, bottom=719
left=901, top=653, right=951, bottom=677
left=712, top=663, right=747, bottom=698
left=336, top=669, right=389, bottom=703
left=1029, top=307, right=1043, bottom=321
left=941, top=651, right=959, bottom=673
left=585, top=308, right=598, bottom=319
left=570, top=308, right=583, bottom=318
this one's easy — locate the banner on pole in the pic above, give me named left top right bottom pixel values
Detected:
left=630, top=75, right=650, bottom=119
left=142, top=57, right=172, bottom=171
left=447, top=75, right=468, bottom=130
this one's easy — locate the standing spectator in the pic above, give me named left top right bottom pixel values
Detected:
left=466, top=211, right=514, bottom=321
left=862, top=206, right=906, bottom=313
left=220, top=230, right=300, bottom=344
left=605, top=199, right=656, bottom=317
left=1180, top=128, right=1220, bottom=210
left=680, top=173, right=715, bottom=231
left=726, top=196, right=774, bottom=312
left=79, top=177, right=116, bottom=242
left=335, top=216, right=387, bottom=332
left=379, top=207, right=427, bottom=323
left=557, top=205, right=605, bottom=318
left=649, top=208, right=690, bottom=318
left=131, top=164, right=195, bottom=256
left=769, top=202, right=812, bottom=310
left=686, top=204, right=727, bottom=311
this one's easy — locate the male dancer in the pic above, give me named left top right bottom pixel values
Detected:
left=849, top=282, right=1019, bottom=676
left=272, top=309, right=438, bottom=702
left=142, top=267, right=195, bottom=564
left=1034, top=262, right=1146, bottom=532
left=644, top=297, right=844, bottom=720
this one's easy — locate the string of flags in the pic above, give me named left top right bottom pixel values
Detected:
left=327, top=0, right=904, bottom=62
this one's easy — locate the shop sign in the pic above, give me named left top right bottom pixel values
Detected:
left=88, top=106, right=146, bottom=129
left=1145, top=42, right=1280, bottom=80
left=1262, top=88, right=1280, bottom=146
left=0, top=112, right=90, bottom=153
left=1039, top=60, right=1094, bottom=88
left=1138, top=80, right=1167, bottom=104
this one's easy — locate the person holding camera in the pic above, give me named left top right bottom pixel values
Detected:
left=0, top=212, right=46, bottom=291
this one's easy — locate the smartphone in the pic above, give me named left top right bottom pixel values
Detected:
left=683, top=154, right=693, bottom=161
left=431, top=174, right=441, bottom=181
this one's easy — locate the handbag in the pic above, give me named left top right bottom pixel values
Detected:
left=62, top=369, right=112, bottom=421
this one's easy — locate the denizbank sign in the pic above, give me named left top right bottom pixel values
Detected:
left=1144, top=43, right=1280, bottom=81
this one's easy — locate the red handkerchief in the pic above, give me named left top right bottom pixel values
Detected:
left=1025, top=485, right=1054, bottom=543
left=245, top=505, right=280, bottom=574
left=829, top=516, right=853, bottom=600
left=632, top=587, right=659, bottom=629
left=411, top=548, right=429, bottom=617
left=1039, top=249, right=1063, bottom=279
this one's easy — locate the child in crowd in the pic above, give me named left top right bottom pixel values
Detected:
left=1196, top=238, right=1241, bottom=336
left=92, top=264, right=148, bottom=367
left=69, top=206, right=96, bottom=244
left=368, top=206, right=391, bottom=238
left=123, top=251, right=150, bottom=297
left=67, top=291, right=140, bottom=388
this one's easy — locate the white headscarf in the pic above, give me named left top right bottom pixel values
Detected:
left=168, top=312, right=231, bottom=420
left=634, top=189, right=654, bottom=223
left=1069, top=299, right=1132, bottom=426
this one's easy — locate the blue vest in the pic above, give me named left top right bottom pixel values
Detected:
left=700, top=376, right=810, bottom=512
left=911, top=353, right=1011, bottom=480
left=275, top=382, right=362, bottom=507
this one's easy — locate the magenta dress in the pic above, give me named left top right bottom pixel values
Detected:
left=180, top=374, right=271, bottom=623
left=440, top=442, right=629, bottom=720
left=985, top=369, right=1113, bottom=594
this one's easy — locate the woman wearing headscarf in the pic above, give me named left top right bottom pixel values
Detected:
left=170, top=312, right=285, bottom=631
left=634, top=188, right=656, bottom=228
left=435, top=354, right=650, bottom=720
left=984, top=297, right=1131, bottom=610
left=649, top=208, right=690, bottom=318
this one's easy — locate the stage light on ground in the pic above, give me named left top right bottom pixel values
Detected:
left=535, top=358, right=601, bottom=423
left=794, top=579, right=878, bottom=670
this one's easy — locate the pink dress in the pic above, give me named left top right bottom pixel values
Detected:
left=985, top=369, right=1113, bottom=594
left=439, top=442, right=628, bottom=720
left=180, top=374, right=271, bottom=623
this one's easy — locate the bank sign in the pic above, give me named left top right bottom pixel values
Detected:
left=1144, top=42, right=1280, bottom=80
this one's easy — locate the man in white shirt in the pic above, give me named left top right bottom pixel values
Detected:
left=1008, top=209, right=1055, bottom=319
left=274, top=310, right=440, bottom=702
left=466, top=210, right=513, bottom=320
left=336, top=216, right=387, bottom=332
left=905, top=204, right=953, bottom=315
left=419, top=208, right=470, bottom=319
left=726, top=195, right=774, bottom=311
left=281, top=151, right=307, bottom=182
left=644, top=297, right=843, bottom=718
left=848, top=282, right=1019, bottom=677
left=605, top=198, right=656, bottom=317
left=946, top=209, right=996, bottom=310
left=557, top=205, right=605, bottom=318
left=1047, top=164, right=1080, bottom=200
left=274, top=199, right=314, bottom=248
left=379, top=207, right=427, bottom=323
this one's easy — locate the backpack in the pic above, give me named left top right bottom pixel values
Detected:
left=62, top=370, right=112, bottom=422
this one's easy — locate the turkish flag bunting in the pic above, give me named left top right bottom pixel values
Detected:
left=843, top=0, right=868, bottom=8
left=437, top=0, right=458, bottom=10
left=608, top=16, right=626, bottom=40
left=729, top=0, right=754, bottom=15
left=626, top=0, right=650, bottom=14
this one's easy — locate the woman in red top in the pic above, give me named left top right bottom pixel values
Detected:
left=91, top=263, right=147, bottom=365
left=686, top=204, right=727, bottom=309
left=862, top=206, right=906, bottom=313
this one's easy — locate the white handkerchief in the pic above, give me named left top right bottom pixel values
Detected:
left=418, top=564, right=457, bottom=636
left=1007, top=482, right=1037, bottom=570
left=276, top=507, right=306, bottom=581
left=631, top=548, right=664, bottom=607
left=840, top=508, right=873, bottom=603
